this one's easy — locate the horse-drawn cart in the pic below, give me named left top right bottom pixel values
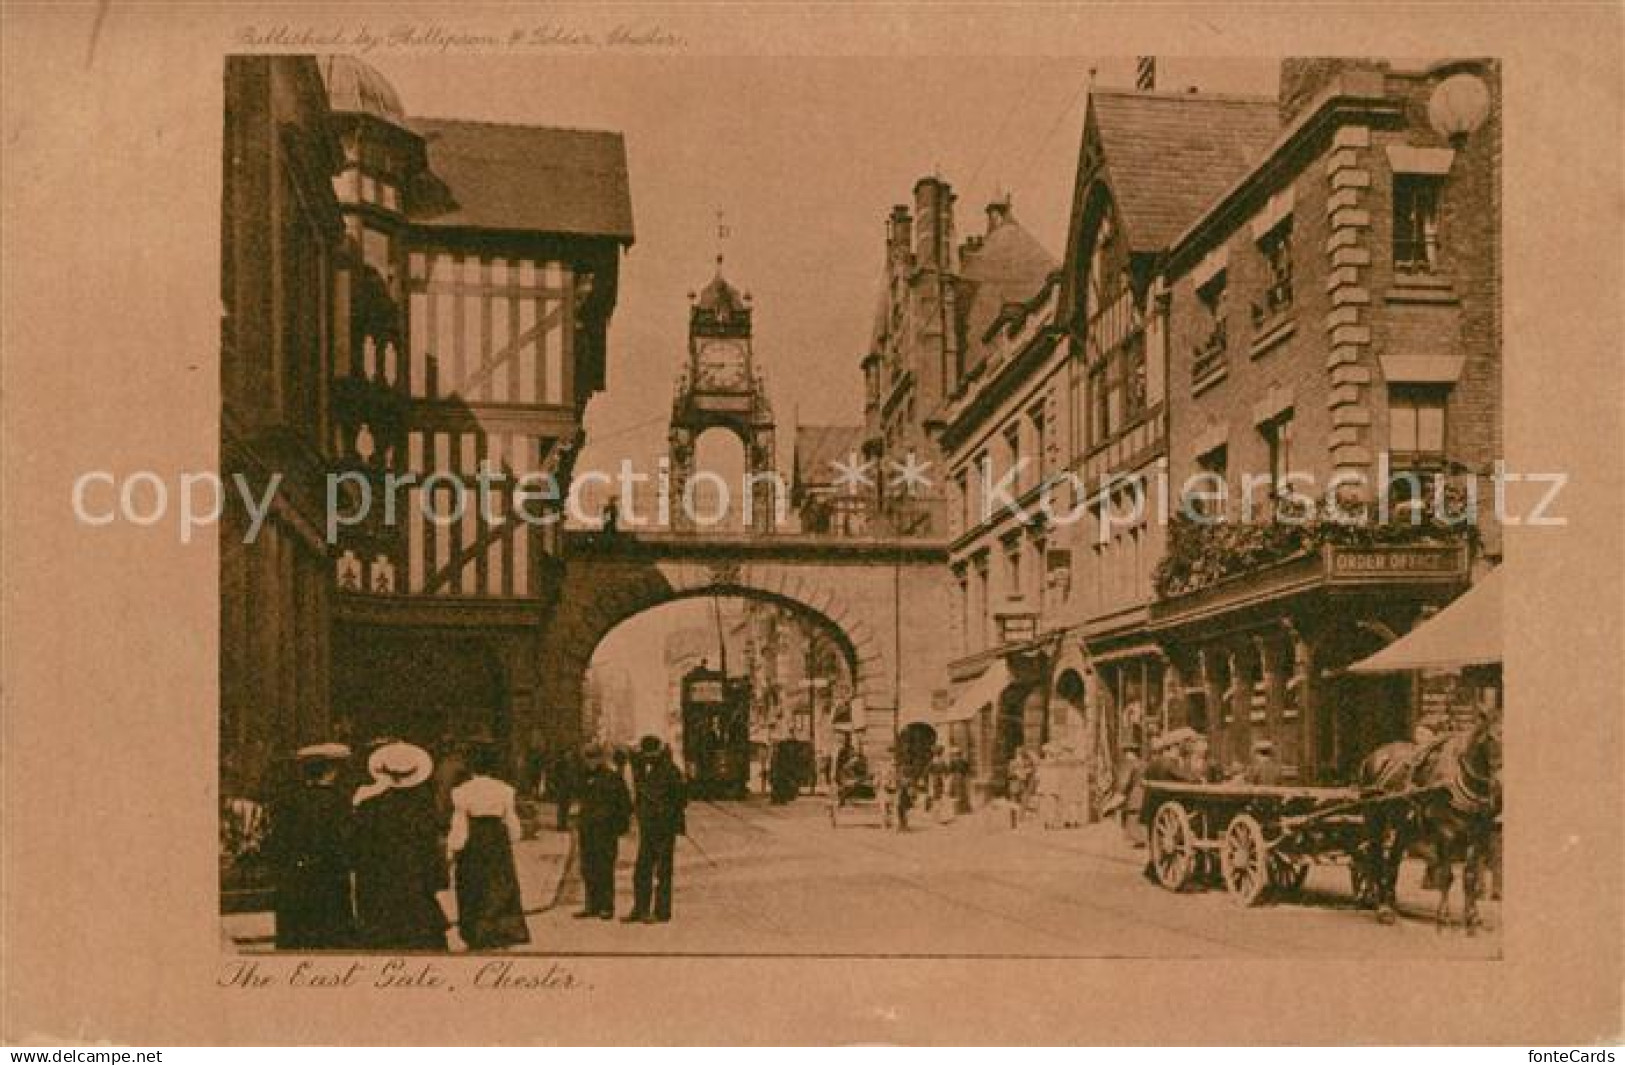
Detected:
left=1141, top=779, right=1442, bottom=906
left=828, top=779, right=892, bottom=828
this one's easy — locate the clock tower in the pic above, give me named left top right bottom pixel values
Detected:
left=669, top=263, right=777, bottom=532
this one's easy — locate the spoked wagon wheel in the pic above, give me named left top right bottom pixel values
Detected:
left=1220, top=813, right=1272, bottom=906
left=1350, top=859, right=1375, bottom=907
left=1270, top=853, right=1310, bottom=894
left=1149, top=802, right=1197, bottom=891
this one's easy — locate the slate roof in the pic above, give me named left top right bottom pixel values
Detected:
left=1090, top=89, right=1279, bottom=251
left=957, top=212, right=1057, bottom=361
left=407, top=117, right=635, bottom=243
left=319, top=56, right=407, bottom=124
left=695, top=269, right=748, bottom=316
left=793, top=425, right=866, bottom=490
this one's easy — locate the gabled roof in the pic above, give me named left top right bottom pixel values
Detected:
left=407, top=117, right=635, bottom=243
left=1090, top=89, right=1279, bottom=252
left=793, top=425, right=866, bottom=490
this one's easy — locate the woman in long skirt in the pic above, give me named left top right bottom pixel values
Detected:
left=267, top=744, right=356, bottom=950
left=448, top=744, right=530, bottom=950
left=352, top=743, right=449, bottom=951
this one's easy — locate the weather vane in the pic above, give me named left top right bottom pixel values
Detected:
left=715, top=208, right=731, bottom=268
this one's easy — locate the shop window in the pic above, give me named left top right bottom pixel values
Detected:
left=1393, top=174, right=1442, bottom=273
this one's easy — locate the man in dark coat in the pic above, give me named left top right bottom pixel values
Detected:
left=266, top=744, right=356, bottom=950
left=573, top=744, right=631, bottom=920
left=551, top=747, right=580, bottom=831
left=624, top=736, right=687, bottom=924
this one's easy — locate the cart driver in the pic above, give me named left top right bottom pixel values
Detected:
left=1243, top=738, right=1283, bottom=786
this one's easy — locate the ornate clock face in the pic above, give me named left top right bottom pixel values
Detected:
left=697, top=340, right=748, bottom=390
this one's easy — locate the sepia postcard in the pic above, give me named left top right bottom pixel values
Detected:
left=1, top=0, right=1622, bottom=1047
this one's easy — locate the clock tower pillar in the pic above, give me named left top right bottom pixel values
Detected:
left=669, top=264, right=777, bottom=533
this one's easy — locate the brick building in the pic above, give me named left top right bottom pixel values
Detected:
left=1152, top=59, right=1501, bottom=782
left=860, top=177, right=972, bottom=537
left=927, top=196, right=1062, bottom=798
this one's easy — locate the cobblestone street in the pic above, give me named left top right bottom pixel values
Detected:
left=526, top=798, right=1500, bottom=958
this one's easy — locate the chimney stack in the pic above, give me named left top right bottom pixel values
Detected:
left=887, top=204, right=914, bottom=265
left=985, top=195, right=1012, bottom=234
left=1136, top=56, right=1156, bottom=91
left=913, top=176, right=956, bottom=270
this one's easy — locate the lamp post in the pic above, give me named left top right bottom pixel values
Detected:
left=1427, top=70, right=1492, bottom=146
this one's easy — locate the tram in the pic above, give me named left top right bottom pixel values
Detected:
left=680, top=663, right=751, bottom=799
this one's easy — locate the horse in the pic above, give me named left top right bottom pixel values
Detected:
left=1355, top=710, right=1502, bottom=932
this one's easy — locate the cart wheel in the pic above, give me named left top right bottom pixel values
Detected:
left=1150, top=802, right=1197, bottom=891
left=1271, top=854, right=1310, bottom=894
left=1220, top=813, right=1271, bottom=906
left=1350, top=860, right=1374, bottom=906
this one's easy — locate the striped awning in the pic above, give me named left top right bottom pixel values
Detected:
left=1347, top=567, right=1503, bottom=672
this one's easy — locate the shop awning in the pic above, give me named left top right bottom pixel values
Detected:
left=938, top=660, right=1014, bottom=723
left=1347, top=567, right=1503, bottom=672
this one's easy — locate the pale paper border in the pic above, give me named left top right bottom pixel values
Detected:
left=2, top=1, right=1621, bottom=1046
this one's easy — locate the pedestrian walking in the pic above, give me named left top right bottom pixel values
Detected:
left=447, top=743, right=530, bottom=950
left=927, top=746, right=948, bottom=813
left=1006, top=749, right=1034, bottom=820
left=624, top=736, right=687, bottom=924
left=431, top=735, right=470, bottom=833
left=949, top=747, right=972, bottom=815
left=551, top=747, right=581, bottom=831
left=1113, top=742, right=1146, bottom=847
left=266, top=743, right=356, bottom=950
left=1035, top=744, right=1062, bottom=829
left=574, top=743, right=631, bottom=920
left=1056, top=744, right=1087, bottom=828
left=352, top=742, right=449, bottom=951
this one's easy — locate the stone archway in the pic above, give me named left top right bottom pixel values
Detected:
left=538, top=540, right=906, bottom=747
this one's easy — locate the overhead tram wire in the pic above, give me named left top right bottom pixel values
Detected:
left=1014, top=73, right=1092, bottom=184
left=963, top=59, right=1053, bottom=199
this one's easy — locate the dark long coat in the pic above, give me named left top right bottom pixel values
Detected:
left=266, top=781, right=355, bottom=950
left=353, top=784, right=448, bottom=951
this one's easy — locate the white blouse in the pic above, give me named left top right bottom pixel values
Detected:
left=447, top=775, right=522, bottom=857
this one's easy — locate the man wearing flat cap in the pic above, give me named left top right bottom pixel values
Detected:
left=624, top=736, right=687, bottom=924
left=574, top=744, right=632, bottom=920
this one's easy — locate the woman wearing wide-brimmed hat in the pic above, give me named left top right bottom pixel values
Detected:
left=447, top=743, right=530, bottom=950
left=265, top=743, right=356, bottom=950
left=352, top=742, right=449, bottom=951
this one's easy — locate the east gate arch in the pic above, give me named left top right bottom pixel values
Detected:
left=533, top=529, right=952, bottom=765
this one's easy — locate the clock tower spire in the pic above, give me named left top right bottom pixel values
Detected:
left=668, top=260, right=777, bottom=532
